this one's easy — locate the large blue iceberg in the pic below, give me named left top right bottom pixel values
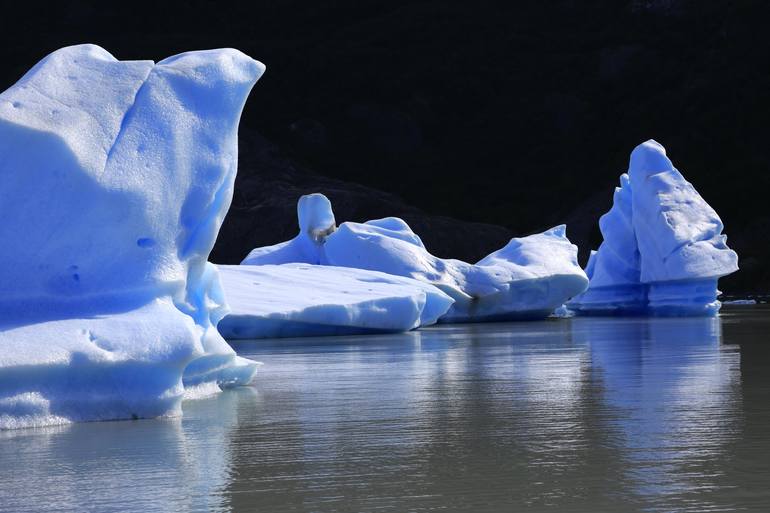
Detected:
left=217, top=263, right=454, bottom=339
left=242, top=193, right=589, bottom=321
left=0, top=45, right=264, bottom=428
left=569, top=140, right=738, bottom=316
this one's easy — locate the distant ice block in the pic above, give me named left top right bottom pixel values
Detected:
left=569, top=140, right=738, bottom=316
left=721, top=299, right=757, bottom=305
left=242, top=194, right=588, bottom=322
left=242, top=193, right=336, bottom=265
left=0, top=45, right=264, bottom=428
left=217, top=264, right=454, bottom=339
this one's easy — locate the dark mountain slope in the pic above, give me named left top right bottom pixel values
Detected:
left=212, top=130, right=516, bottom=264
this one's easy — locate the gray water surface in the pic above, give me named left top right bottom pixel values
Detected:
left=2, top=306, right=770, bottom=512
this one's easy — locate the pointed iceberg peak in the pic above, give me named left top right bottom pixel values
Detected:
left=298, top=193, right=336, bottom=242
left=569, top=140, right=738, bottom=316
left=629, top=139, right=675, bottom=179
left=543, top=224, right=567, bottom=238
left=242, top=192, right=337, bottom=265
left=158, top=48, right=265, bottom=82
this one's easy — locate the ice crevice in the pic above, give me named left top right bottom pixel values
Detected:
left=103, top=69, right=153, bottom=166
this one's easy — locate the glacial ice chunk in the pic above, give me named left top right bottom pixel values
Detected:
left=217, top=263, right=454, bottom=339
left=242, top=193, right=336, bottom=265
left=569, top=140, right=738, bottom=316
left=242, top=194, right=589, bottom=322
left=0, top=44, right=264, bottom=428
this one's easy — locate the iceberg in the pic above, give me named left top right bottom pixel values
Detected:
left=569, top=140, right=738, bottom=316
left=217, top=263, right=454, bottom=339
left=0, top=44, right=264, bottom=428
left=243, top=194, right=588, bottom=322
left=242, top=193, right=337, bottom=265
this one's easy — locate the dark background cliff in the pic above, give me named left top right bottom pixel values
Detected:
left=1, top=0, right=768, bottom=294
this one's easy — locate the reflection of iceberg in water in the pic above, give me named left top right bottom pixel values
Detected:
left=466, top=323, right=592, bottom=463
left=0, top=389, right=257, bottom=512
left=573, top=316, right=742, bottom=508
left=399, top=324, right=620, bottom=510
left=225, top=326, right=613, bottom=511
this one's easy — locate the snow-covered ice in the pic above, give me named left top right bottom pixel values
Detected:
left=569, top=140, right=738, bottom=316
left=722, top=299, right=757, bottom=305
left=242, top=193, right=337, bottom=265
left=0, top=44, right=264, bottom=428
left=243, top=194, right=589, bottom=322
left=217, top=263, right=454, bottom=339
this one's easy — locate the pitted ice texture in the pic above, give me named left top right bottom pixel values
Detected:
left=569, top=140, right=738, bottom=316
left=0, top=44, right=264, bottom=428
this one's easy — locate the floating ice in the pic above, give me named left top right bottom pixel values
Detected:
left=243, top=194, right=588, bottom=322
left=0, top=44, right=264, bottom=428
left=243, top=193, right=337, bottom=265
left=721, top=299, right=757, bottom=306
left=217, top=263, right=454, bottom=339
left=569, top=140, right=738, bottom=316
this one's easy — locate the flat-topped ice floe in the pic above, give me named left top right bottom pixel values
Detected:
left=217, top=264, right=454, bottom=339
left=568, top=140, right=738, bottom=316
left=242, top=194, right=588, bottom=322
left=0, top=44, right=264, bottom=429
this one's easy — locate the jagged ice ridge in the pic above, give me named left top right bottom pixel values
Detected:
left=568, top=140, right=738, bottom=316
left=242, top=193, right=589, bottom=322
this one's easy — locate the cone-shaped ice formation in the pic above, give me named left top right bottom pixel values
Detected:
left=0, top=44, right=264, bottom=428
left=569, top=140, right=738, bottom=316
left=242, top=194, right=589, bottom=322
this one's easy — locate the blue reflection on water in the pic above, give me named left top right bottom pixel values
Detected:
left=1, top=311, right=767, bottom=513
left=573, top=316, right=742, bottom=510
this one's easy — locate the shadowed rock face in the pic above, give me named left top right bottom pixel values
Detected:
left=212, top=129, right=518, bottom=266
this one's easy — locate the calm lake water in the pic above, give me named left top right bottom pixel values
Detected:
left=2, top=306, right=770, bottom=512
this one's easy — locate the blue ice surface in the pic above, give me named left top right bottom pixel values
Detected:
left=0, top=44, right=264, bottom=429
left=568, top=140, right=738, bottom=317
left=216, top=263, right=454, bottom=339
left=242, top=194, right=589, bottom=322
